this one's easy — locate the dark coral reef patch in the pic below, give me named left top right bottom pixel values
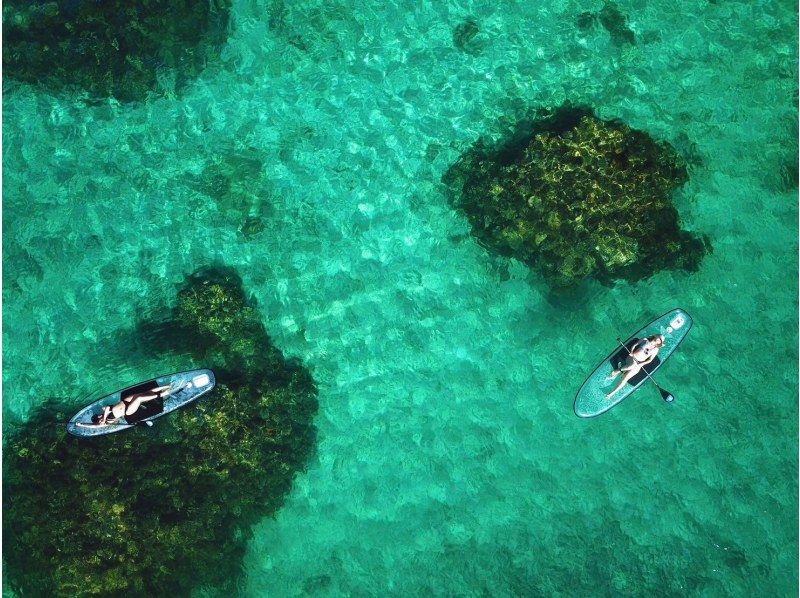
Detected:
left=443, top=106, right=709, bottom=287
left=3, top=267, right=317, bottom=596
left=3, top=0, right=232, bottom=101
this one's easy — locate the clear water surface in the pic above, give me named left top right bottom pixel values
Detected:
left=3, top=0, right=797, bottom=595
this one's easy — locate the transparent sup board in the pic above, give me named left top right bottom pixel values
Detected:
left=67, top=369, right=216, bottom=437
left=574, top=309, right=692, bottom=418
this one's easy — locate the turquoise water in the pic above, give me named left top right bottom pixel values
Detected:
left=3, top=0, right=797, bottom=595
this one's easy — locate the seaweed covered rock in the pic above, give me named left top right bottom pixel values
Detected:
left=444, top=107, right=708, bottom=287
left=3, top=267, right=317, bottom=596
left=176, top=270, right=256, bottom=341
left=2, top=0, right=231, bottom=101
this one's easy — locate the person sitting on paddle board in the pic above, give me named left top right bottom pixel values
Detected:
left=605, top=335, right=665, bottom=399
left=75, top=384, right=177, bottom=427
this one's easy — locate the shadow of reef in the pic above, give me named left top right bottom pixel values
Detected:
left=443, top=104, right=710, bottom=289
left=2, top=0, right=232, bottom=101
left=3, top=265, right=318, bottom=596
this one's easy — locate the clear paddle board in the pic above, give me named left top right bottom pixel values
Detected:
left=67, top=369, right=216, bottom=437
left=574, top=309, right=693, bottom=418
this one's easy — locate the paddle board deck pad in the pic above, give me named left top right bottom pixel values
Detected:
left=67, top=369, right=216, bottom=437
left=574, top=309, right=692, bottom=418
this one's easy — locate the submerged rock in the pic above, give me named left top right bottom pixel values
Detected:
left=3, top=267, right=318, bottom=596
left=453, top=18, right=482, bottom=56
left=188, top=149, right=273, bottom=232
left=599, top=2, right=636, bottom=46
left=443, top=106, right=709, bottom=287
left=574, top=3, right=635, bottom=46
left=3, top=0, right=232, bottom=101
left=575, top=11, right=597, bottom=32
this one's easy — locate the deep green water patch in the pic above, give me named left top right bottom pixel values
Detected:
left=598, top=2, right=636, bottom=46
left=443, top=106, right=709, bottom=287
left=186, top=149, right=275, bottom=239
left=2, top=0, right=231, bottom=101
left=3, top=267, right=318, bottom=596
left=265, top=0, right=351, bottom=67
left=575, top=3, right=635, bottom=46
left=453, top=18, right=483, bottom=56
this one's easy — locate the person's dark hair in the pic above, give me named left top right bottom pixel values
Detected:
left=91, top=414, right=102, bottom=424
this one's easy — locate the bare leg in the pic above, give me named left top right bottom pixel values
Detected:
left=124, top=393, right=162, bottom=415
left=609, top=355, right=638, bottom=379
left=151, top=383, right=185, bottom=398
left=605, top=366, right=641, bottom=399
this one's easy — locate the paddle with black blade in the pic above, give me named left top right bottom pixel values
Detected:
left=616, top=337, right=675, bottom=402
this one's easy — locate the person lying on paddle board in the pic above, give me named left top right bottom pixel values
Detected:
left=75, top=384, right=179, bottom=427
left=605, top=335, right=665, bottom=399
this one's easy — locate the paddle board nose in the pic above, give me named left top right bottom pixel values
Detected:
left=191, top=373, right=211, bottom=387
left=669, top=314, right=686, bottom=330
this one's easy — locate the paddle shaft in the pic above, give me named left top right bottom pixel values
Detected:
left=615, top=337, right=674, bottom=402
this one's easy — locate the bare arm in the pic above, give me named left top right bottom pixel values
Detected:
left=642, top=351, right=658, bottom=365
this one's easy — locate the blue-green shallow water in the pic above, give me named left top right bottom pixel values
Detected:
left=3, top=0, right=797, bottom=595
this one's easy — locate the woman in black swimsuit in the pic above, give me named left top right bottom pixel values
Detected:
left=605, top=335, right=665, bottom=399
left=78, top=385, right=175, bottom=427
